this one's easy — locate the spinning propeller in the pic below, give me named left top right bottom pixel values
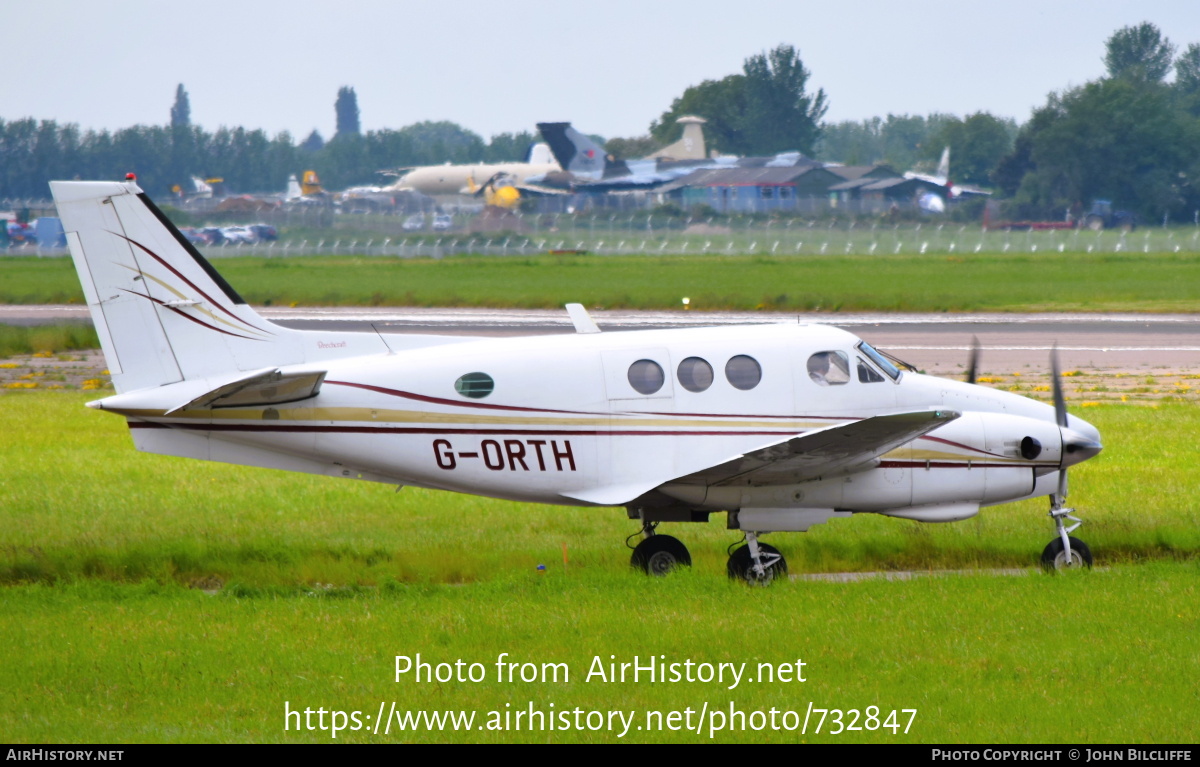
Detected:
left=967, top=339, right=1102, bottom=569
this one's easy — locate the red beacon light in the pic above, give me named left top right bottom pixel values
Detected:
left=125, top=173, right=137, bottom=181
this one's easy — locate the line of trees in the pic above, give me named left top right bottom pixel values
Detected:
left=5, top=25, right=1200, bottom=222
left=0, top=85, right=537, bottom=199
left=996, top=23, right=1200, bottom=220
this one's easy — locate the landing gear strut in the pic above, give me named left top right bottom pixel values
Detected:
left=628, top=522, right=691, bottom=576
left=726, top=532, right=788, bottom=585
left=1042, top=495, right=1093, bottom=571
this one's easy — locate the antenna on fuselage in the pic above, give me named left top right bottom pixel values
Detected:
left=370, top=323, right=396, bottom=354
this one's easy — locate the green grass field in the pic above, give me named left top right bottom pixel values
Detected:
left=1, top=393, right=1197, bottom=742
left=6, top=250, right=1200, bottom=312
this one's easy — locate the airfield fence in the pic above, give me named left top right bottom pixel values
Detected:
left=7, top=197, right=1200, bottom=257
left=9, top=222, right=1200, bottom=260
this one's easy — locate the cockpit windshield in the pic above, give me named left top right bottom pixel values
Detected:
left=856, top=341, right=902, bottom=381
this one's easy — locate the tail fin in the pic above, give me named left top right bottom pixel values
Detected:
left=536, top=123, right=629, bottom=180
left=300, top=170, right=323, bottom=195
left=51, top=179, right=313, bottom=394
left=526, top=142, right=557, bottom=166
left=936, top=147, right=950, bottom=180
left=646, top=115, right=707, bottom=161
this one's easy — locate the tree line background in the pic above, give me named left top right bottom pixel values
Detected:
left=3, top=23, right=1200, bottom=221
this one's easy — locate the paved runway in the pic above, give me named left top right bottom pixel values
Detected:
left=5, top=305, right=1199, bottom=374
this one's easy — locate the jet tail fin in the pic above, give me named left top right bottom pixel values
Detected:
left=536, top=123, right=629, bottom=180
left=646, top=116, right=707, bottom=161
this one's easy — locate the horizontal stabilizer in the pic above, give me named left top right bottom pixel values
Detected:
left=88, top=367, right=326, bottom=416
left=676, top=409, right=961, bottom=487
left=167, top=368, right=326, bottom=413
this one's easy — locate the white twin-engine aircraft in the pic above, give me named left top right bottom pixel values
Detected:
left=50, top=179, right=1103, bottom=583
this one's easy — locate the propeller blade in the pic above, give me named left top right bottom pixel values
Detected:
left=966, top=336, right=980, bottom=384
left=1050, top=344, right=1068, bottom=428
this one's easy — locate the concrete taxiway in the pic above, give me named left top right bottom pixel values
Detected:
left=3, top=305, right=1199, bottom=374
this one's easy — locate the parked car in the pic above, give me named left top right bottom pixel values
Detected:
left=432, top=214, right=453, bottom=231
left=219, top=226, right=257, bottom=244
left=402, top=214, right=426, bottom=231
left=200, top=227, right=225, bottom=245
left=249, top=224, right=278, bottom=241
left=178, top=227, right=210, bottom=245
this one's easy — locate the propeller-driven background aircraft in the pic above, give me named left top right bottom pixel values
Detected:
left=50, top=178, right=1102, bottom=583
left=382, top=143, right=561, bottom=197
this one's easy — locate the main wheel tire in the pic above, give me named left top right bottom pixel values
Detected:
left=726, top=543, right=788, bottom=585
left=1040, top=536, right=1093, bottom=571
left=630, top=535, right=691, bottom=576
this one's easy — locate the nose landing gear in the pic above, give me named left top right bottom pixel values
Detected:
left=726, top=532, right=788, bottom=585
left=1042, top=498, right=1093, bottom=571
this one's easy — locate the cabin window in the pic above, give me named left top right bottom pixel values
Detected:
left=677, top=357, right=714, bottom=392
left=724, top=355, right=762, bottom=390
left=807, top=351, right=851, bottom=386
left=627, top=359, right=665, bottom=395
left=857, top=358, right=885, bottom=383
left=455, top=372, right=494, bottom=399
left=761, top=186, right=775, bottom=200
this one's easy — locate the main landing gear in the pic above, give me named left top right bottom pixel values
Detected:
left=628, top=522, right=692, bottom=576
left=627, top=521, right=789, bottom=585
left=1041, top=496, right=1093, bottom=571
left=727, top=532, right=788, bottom=585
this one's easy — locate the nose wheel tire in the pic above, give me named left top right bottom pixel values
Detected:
left=630, top=534, right=691, bottom=576
left=1040, top=536, right=1093, bottom=571
left=727, top=543, right=787, bottom=585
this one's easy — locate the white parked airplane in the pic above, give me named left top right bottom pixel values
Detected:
left=50, top=178, right=1102, bottom=583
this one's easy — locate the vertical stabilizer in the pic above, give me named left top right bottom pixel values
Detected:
left=50, top=179, right=305, bottom=393
left=285, top=174, right=303, bottom=200
left=647, top=115, right=707, bottom=161
left=536, top=123, right=629, bottom=180
left=936, top=147, right=950, bottom=181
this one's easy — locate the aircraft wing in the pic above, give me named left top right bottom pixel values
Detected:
left=674, top=409, right=961, bottom=487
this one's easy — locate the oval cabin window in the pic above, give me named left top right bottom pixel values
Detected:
left=454, top=372, right=495, bottom=399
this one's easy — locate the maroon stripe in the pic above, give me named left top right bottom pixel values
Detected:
left=327, top=380, right=605, bottom=415
left=921, top=435, right=1007, bottom=459
left=113, top=232, right=273, bottom=335
left=128, top=422, right=788, bottom=437
left=878, top=460, right=1053, bottom=470
left=645, top=411, right=852, bottom=420
left=118, top=289, right=263, bottom=341
left=328, top=380, right=871, bottom=424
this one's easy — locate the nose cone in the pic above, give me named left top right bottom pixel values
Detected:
left=1061, top=416, right=1102, bottom=469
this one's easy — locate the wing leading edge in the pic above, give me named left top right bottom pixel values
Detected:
left=679, top=409, right=962, bottom=487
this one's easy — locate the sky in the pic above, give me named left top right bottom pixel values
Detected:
left=6, top=0, right=1200, bottom=144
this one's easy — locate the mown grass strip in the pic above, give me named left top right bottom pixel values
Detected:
left=1, top=394, right=1197, bottom=743
left=0, top=564, right=1196, bottom=743
left=5, top=251, right=1200, bottom=312
left=1, top=393, right=1195, bottom=587
left=0, top=323, right=99, bottom=356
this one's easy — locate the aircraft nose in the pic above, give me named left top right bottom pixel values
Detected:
left=1061, top=417, right=1103, bottom=469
